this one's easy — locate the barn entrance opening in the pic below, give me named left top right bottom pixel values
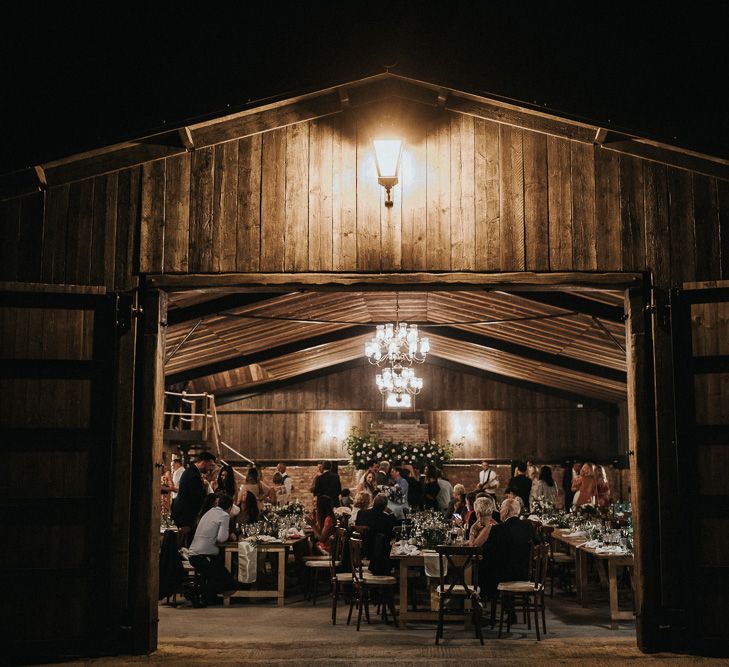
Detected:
left=153, top=275, right=642, bottom=647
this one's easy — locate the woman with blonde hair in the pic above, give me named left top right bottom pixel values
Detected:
left=350, top=491, right=372, bottom=525
left=595, top=465, right=612, bottom=509
left=469, top=495, right=498, bottom=548
left=571, top=463, right=598, bottom=507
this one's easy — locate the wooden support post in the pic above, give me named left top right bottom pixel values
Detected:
left=129, top=288, right=167, bottom=653
left=625, top=286, right=661, bottom=652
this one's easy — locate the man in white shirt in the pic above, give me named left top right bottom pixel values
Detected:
left=478, top=461, right=499, bottom=497
left=276, top=462, right=293, bottom=495
left=170, top=457, right=184, bottom=500
left=436, top=470, right=453, bottom=511
left=187, top=493, right=237, bottom=604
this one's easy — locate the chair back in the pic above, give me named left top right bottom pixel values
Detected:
left=435, top=545, right=482, bottom=598
left=352, top=524, right=370, bottom=557
left=349, top=537, right=364, bottom=586
left=529, top=543, right=550, bottom=587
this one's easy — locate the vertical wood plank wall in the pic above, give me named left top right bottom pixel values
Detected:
left=2, top=105, right=728, bottom=288
left=215, top=363, right=618, bottom=463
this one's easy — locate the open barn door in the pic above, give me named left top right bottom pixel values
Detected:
left=671, top=282, right=729, bottom=656
left=0, top=287, right=137, bottom=663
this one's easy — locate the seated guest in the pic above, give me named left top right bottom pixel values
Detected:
left=506, top=461, right=532, bottom=513
left=215, top=464, right=236, bottom=497
left=355, top=493, right=395, bottom=575
left=310, top=495, right=337, bottom=555
left=469, top=495, right=497, bottom=547
left=445, top=483, right=466, bottom=520
left=187, top=493, right=238, bottom=604
left=461, top=492, right=479, bottom=538
left=272, top=471, right=290, bottom=506
left=350, top=491, right=371, bottom=525
left=340, top=487, right=353, bottom=508
left=481, top=498, right=540, bottom=599
left=239, top=490, right=259, bottom=524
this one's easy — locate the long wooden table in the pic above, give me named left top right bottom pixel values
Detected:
left=551, top=528, right=635, bottom=628
left=222, top=536, right=307, bottom=607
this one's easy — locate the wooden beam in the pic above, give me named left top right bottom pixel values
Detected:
left=433, top=325, right=627, bottom=383
left=165, top=324, right=372, bottom=383
left=166, top=292, right=287, bottom=326
left=147, top=271, right=645, bottom=291
left=216, top=358, right=368, bottom=403
left=512, top=290, right=625, bottom=323
left=426, top=356, right=618, bottom=414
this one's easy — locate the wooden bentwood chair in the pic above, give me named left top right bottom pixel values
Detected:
left=347, top=537, right=398, bottom=630
left=434, top=545, right=484, bottom=645
left=497, top=543, right=550, bottom=640
left=331, top=527, right=353, bottom=624
left=304, top=530, right=342, bottom=605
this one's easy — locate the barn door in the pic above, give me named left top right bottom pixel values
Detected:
left=671, top=282, right=729, bottom=656
left=0, top=287, right=136, bottom=662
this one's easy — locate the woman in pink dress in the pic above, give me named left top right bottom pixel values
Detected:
left=571, top=463, right=598, bottom=507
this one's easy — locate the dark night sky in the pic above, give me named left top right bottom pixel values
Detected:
left=2, top=3, right=728, bottom=174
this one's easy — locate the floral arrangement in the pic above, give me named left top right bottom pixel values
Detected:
left=343, top=428, right=458, bottom=470
left=263, top=500, right=305, bottom=521
left=377, top=483, right=406, bottom=504
left=410, top=510, right=449, bottom=549
left=531, top=496, right=556, bottom=517
left=573, top=502, right=599, bottom=517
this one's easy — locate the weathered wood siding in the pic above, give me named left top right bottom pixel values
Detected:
left=2, top=105, right=728, bottom=288
left=216, top=363, right=617, bottom=463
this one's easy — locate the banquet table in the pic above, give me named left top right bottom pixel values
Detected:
left=390, top=546, right=471, bottom=626
left=222, top=536, right=308, bottom=607
left=551, top=528, right=635, bottom=628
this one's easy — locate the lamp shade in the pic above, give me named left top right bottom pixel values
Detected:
left=373, top=139, right=402, bottom=179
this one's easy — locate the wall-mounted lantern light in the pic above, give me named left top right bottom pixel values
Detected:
left=373, top=138, right=402, bottom=207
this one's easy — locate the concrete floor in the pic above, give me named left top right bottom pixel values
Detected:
left=41, top=592, right=727, bottom=666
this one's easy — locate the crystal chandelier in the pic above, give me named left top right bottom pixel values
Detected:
left=375, top=363, right=424, bottom=397
left=364, top=295, right=430, bottom=366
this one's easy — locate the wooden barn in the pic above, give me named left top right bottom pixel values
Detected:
left=1, top=72, right=728, bottom=660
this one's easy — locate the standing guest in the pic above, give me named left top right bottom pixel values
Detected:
left=359, top=461, right=381, bottom=484
left=506, top=461, right=532, bottom=513
left=390, top=467, right=409, bottom=498
left=313, top=460, right=342, bottom=507
left=170, top=456, right=184, bottom=502
left=172, top=452, right=217, bottom=546
left=481, top=497, right=540, bottom=599
left=403, top=467, right=423, bottom=510
left=350, top=491, right=371, bottom=525
left=272, top=472, right=290, bottom=506
left=376, top=460, right=391, bottom=486
left=215, top=464, right=236, bottom=498
left=340, top=488, right=353, bottom=508
left=276, top=462, right=293, bottom=495
left=423, top=465, right=440, bottom=510
left=469, top=496, right=498, bottom=548
left=478, top=460, right=499, bottom=498
left=530, top=465, right=558, bottom=506
left=309, top=462, right=325, bottom=493
left=595, top=465, right=612, bottom=509
left=309, top=495, right=337, bottom=555
left=572, top=463, right=598, bottom=507
left=160, top=465, right=175, bottom=517
left=187, top=492, right=238, bottom=604
left=435, top=469, right=453, bottom=512
left=237, top=467, right=272, bottom=510
left=356, top=470, right=378, bottom=497
left=562, top=461, right=580, bottom=510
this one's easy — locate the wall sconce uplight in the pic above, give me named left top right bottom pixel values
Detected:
left=373, top=138, right=402, bottom=207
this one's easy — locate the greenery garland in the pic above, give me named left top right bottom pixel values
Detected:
left=343, top=428, right=459, bottom=470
